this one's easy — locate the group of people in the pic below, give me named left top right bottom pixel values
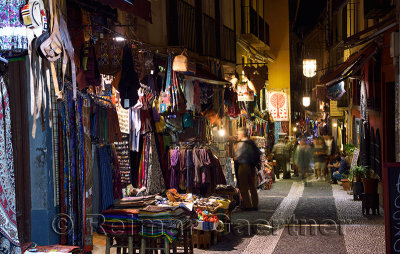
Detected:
left=272, top=135, right=344, bottom=181
left=233, top=129, right=349, bottom=211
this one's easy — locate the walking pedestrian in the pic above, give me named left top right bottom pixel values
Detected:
left=291, top=138, right=299, bottom=177
left=272, top=138, right=289, bottom=179
left=294, top=139, right=312, bottom=179
left=234, top=127, right=260, bottom=211
left=313, top=138, right=328, bottom=180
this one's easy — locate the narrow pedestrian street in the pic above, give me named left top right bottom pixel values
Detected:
left=2, top=0, right=400, bottom=253
left=194, top=177, right=385, bottom=254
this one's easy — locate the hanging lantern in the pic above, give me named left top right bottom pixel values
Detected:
left=302, top=96, right=311, bottom=107
left=303, top=59, right=317, bottom=77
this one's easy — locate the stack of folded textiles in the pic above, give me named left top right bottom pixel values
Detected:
left=139, top=205, right=195, bottom=243
left=99, top=209, right=140, bottom=235
left=114, top=195, right=157, bottom=208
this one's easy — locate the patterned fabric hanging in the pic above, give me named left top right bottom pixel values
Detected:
left=0, top=74, right=21, bottom=254
left=0, top=0, right=28, bottom=56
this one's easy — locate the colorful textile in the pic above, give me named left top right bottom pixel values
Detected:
left=0, top=74, right=20, bottom=253
left=100, top=209, right=139, bottom=235
left=0, top=0, right=28, bottom=54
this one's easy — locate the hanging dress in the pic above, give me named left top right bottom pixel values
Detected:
left=0, top=74, right=21, bottom=254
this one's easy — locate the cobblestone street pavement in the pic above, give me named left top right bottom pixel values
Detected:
left=194, top=177, right=385, bottom=254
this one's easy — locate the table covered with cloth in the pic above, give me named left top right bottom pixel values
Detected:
left=99, top=204, right=195, bottom=243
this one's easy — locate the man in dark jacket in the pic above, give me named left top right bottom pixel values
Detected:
left=234, top=127, right=260, bottom=210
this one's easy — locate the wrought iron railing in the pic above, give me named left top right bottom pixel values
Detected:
left=241, top=6, right=270, bottom=46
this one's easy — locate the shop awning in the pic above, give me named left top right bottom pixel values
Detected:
left=184, top=67, right=230, bottom=85
left=100, top=0, right=152, bottom=23
left=319, top=43, right=378, bottom=87
left=342, top=16, right=397, bottom=48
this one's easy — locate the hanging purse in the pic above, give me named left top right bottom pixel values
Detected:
left=159, top=53, right=173, bottom=114
left=36, top=0, right=63, bottom=100
left=21, top=0, right=48, bottom=38
left=172, top=49, right=188, bottom=72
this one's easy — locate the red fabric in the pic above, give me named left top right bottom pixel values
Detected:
left=100, top=0, right=152, bottom=23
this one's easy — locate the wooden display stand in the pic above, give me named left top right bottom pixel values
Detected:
left=192, top=230, right=211, bottom=249
left=105, top=228, right=194, bottom=254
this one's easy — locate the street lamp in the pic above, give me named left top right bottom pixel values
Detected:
left=302, top=96, right=311, bottom=107
left=303, top=59, right=317, bottom=77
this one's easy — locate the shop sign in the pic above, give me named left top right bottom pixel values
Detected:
left=350, top=148, right=359, bottom=170
left=237, top=84, right=254, bottom=101
left=383, top=163, right=400, bottom=254
left=326, top=81, right=346, bottom=100
left=330, top=100, right=344, bottom=117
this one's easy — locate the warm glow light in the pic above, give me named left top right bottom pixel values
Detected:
left=333, top=123, right=338, bottom=128
left=230, top=77, right=238, bottom=86
left=114, top=36, right=126, bottom=42
left=303, top=59, right=317, bottom=77
left=218, top=129, right=226, bottom=137
left=293, top=127, right=297, bottom=132
left=302, top=96, right=311, bottom=107
left=247, top=80, right=256, bottom=93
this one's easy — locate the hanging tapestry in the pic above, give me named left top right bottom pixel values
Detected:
left=117, top=104, right=129, bottom=134
left=0, top=74, right=21, bottom=254
left=267, top=92, right=288, bottom=121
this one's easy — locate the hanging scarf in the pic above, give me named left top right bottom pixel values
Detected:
left=0, top=74, right=21, bottom=254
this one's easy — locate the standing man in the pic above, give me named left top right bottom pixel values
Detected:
left=234, top=127, right=260, bottom=211
left=272, top=138, right=289, bottom=179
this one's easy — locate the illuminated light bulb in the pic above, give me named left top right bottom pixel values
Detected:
left=114, top=36, right=126, bottom=42
left=293, top=127, right=297, bottom=132
left=333, top=123, right=338, bottom=128
left=302, top=96, right=311, bottom=107
left=218, top=129, right=226, bottom=137
left=303, top=59, right=317, bottom=77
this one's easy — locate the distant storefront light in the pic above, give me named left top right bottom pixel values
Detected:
left=303, top=59, right=317, bottom=78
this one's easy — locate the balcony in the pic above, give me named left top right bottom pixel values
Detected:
left=364, top=0, right=393, bottom=19
left=221, top=26, right=236, bottom=63
left=203, top=14, right=217, bottom=58
left=241, top=6, right=270, bottom=49
left=168, top=0, right=236, bottom=61
left=176, top=0, right=196, bottom=51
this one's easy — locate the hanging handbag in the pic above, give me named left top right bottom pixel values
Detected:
left=36, top=0, right=63, bottom=99
left=159, top=53, right=173, bottom=114
left=172, top=49, right=188, bottom=72
left=173, top=71, right=186, bottom=114
left=21, top=0, right=48, bottom=38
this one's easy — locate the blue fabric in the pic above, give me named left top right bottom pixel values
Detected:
left=332, top=172, right=345, bottom=181
left=97, top=146, right=114, bottom=212
left=274, top=122, right=281, bottom=144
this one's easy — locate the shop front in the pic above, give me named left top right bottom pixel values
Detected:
left=0, top=0, right=282, bottom=252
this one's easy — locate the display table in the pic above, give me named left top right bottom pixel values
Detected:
left=105, top=227, right=193, bottom=254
